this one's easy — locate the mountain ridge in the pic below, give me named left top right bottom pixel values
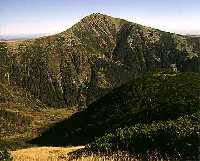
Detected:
left=0, top=13, right=200, bottom=108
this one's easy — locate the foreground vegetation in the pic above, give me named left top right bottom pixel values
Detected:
left=68, top=151, right=184, bottom=161
left=88, top=111, right=200, bottom=160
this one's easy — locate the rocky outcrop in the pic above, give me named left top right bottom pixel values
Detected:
left=0, top=13, right=200, bottom=107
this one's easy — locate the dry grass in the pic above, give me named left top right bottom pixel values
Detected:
left=11, top=146, right=177, bottom=161
left=11, top=146, right=84, bottom=161
left=11, top=147, right=140, bottom=161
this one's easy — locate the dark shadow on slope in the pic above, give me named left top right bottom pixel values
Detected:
left=30, top=73, right=200, bottom=146
left=112, top=22, right=134, bottom=65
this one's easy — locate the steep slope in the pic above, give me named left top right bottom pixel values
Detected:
left=1, top=13, right=200, bottom=107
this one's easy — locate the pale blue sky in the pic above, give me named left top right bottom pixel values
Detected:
left=1, top=0, right=200, bottom=36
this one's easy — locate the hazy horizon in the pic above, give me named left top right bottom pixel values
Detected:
left=1, top=0, right=200, bottom=38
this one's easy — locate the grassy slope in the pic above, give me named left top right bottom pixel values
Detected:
left=0, top=80, right=77, bottom=150
left=0, top=107, right=76, bottom=151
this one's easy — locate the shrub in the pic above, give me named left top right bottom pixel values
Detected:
left=89, top=111, right=200, bottom=160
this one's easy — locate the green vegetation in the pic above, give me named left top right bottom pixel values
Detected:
left=84, top=73, right=199, bottom=160
left=32, top=72, right=200, bottom=160
left=69, top=72, right=199, bottom=160
left=89, top=111, right=199, bottom=159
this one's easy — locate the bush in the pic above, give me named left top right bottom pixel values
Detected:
left=89, top=111, right=200, bottom=160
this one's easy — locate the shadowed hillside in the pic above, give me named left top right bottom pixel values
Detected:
left=31, top=72, right=200, bottom=154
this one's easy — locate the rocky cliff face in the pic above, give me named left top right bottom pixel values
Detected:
left=0, top=13, right=200, bottom=107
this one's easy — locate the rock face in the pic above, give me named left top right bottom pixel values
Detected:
left=0, top=13, right=200, bottom=107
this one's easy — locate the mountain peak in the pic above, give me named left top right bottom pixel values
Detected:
left=80, top=12, right=112, bottom=23
left=86, top=12, right=109, bottom=18
left=76, top=13, right=129, bottom=33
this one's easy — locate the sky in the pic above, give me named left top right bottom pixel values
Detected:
left=1, top=0, right=200, bottom=37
